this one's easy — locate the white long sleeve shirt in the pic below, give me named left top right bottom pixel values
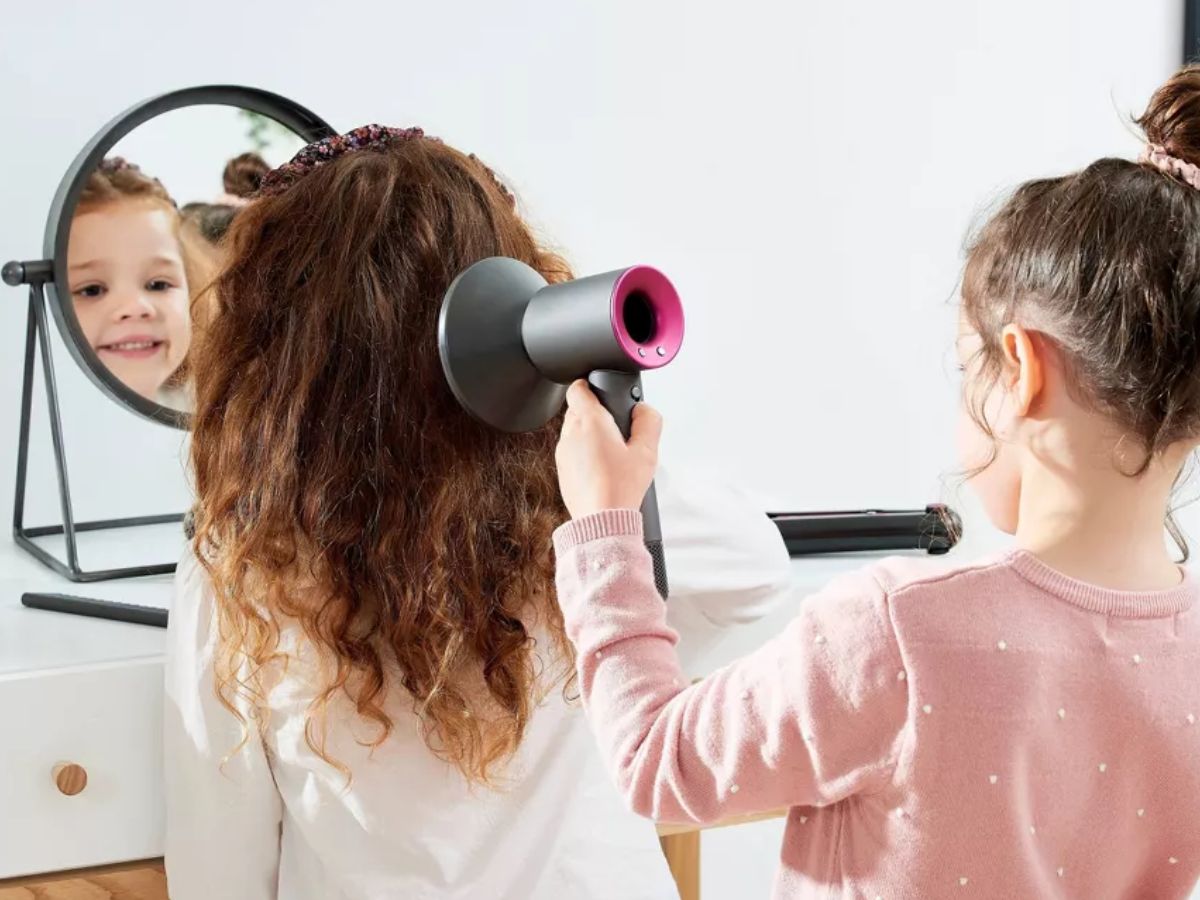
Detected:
left=164, top=467, right=792, bottom=900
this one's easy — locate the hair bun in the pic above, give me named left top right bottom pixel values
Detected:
left=1137, top=64, right=1200, bottom=171
left=222, top=152, right=270, bottom=198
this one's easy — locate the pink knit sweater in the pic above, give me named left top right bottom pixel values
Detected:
left=553, top=510, right=1200, bottom=899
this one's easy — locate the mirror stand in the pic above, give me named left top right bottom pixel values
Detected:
left=4, top=258, right=182, bottom=582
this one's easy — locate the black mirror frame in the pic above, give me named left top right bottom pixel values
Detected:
left=43, top=84, right=334, bottom=429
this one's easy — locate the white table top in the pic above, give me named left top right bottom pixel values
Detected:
left=0, top=530, right=177, bottom=677
left=0, top=532, right=920, bottom=680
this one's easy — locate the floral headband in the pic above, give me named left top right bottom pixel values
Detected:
left=257, top=124, right=516, bottom=207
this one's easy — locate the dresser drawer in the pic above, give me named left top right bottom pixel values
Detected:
left=0, top=659, right=165, bottom=878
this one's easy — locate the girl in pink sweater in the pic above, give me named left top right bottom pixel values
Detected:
left=551, top=68, right=1200, bottom=898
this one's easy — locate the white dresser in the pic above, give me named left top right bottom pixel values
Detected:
left=0, top=536, right=173, bottom=880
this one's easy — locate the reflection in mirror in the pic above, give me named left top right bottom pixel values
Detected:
left=68, top=160, right=193, bottom=408
left=64, top=107, right=308, bottom=413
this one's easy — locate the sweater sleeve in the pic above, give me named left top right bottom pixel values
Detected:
left=553, top=510, right=910, bottom=825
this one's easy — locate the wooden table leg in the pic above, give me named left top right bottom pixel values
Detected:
left=659, top=830, right=701, bottom=900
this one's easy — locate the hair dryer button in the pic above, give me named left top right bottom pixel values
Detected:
left=630, top=385, right=643, bottom=401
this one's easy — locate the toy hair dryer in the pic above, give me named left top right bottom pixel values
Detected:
left=438, top=258, right=684, bottom=599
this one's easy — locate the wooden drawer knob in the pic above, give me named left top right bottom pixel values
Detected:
left=53, top=762, right=88, bottom=796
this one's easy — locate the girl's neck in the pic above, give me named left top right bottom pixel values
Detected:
left=1013, top=451, right=1185, bottom=591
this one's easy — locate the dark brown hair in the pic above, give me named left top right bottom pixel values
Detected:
left=961, top=65, right=1200, bottom=513
left=190, top=136, right=574, bottom=784
left=222, top=151, right=269, bottom=198
left=180, top=202, right=238, bottom=243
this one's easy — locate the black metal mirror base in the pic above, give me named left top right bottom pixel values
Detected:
left=6, top=260, right=182, bottom=582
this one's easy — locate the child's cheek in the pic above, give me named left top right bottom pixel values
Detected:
left=955, top=381, right=993, bottom=474
left=957, top=383, right=1021, bottom=534
left=74, top=301, right=103, bottom=349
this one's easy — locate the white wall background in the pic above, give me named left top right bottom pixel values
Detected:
left=0, top=0, right=1194, bottom=896
left=109, top=106, right=306, bottom=207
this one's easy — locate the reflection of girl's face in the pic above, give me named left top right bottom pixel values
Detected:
left=68, top=201, right=191, bottom=402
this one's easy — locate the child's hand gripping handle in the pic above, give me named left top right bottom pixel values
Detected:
left=585, top=370, right=669, bottom=600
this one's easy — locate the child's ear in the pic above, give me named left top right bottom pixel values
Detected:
left=1000, top=324, right=1044, bottom=416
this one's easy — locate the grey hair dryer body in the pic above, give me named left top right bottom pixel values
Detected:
left=438, top=257, right=684, bottom=599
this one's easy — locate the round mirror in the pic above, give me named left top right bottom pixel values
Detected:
left=44, top=87, right=333, bottom=427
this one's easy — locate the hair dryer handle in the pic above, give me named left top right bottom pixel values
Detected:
left=586, top=370, right=669, bottom=600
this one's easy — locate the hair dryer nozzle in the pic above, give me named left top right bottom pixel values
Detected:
left=522, top=265, right=683, bottom=384
left=439, top=258, right=685, bottom=432
left=438, top=257, right=567, bottom=433
left=611, top=266, right=684, bottom=369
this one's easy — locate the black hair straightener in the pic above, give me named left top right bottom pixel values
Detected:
left=768, top=504, right=961, bottom=556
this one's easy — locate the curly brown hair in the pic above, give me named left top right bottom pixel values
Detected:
left=189, top=135, right=575, bottom=784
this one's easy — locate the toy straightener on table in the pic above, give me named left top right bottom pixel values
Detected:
left=768, top=505, right=961, bottom=556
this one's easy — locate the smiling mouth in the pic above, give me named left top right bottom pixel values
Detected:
left=97, top=340, right=166, bottom=359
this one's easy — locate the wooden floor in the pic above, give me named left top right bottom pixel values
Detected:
left=0, top=861, right=167, bottom=900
